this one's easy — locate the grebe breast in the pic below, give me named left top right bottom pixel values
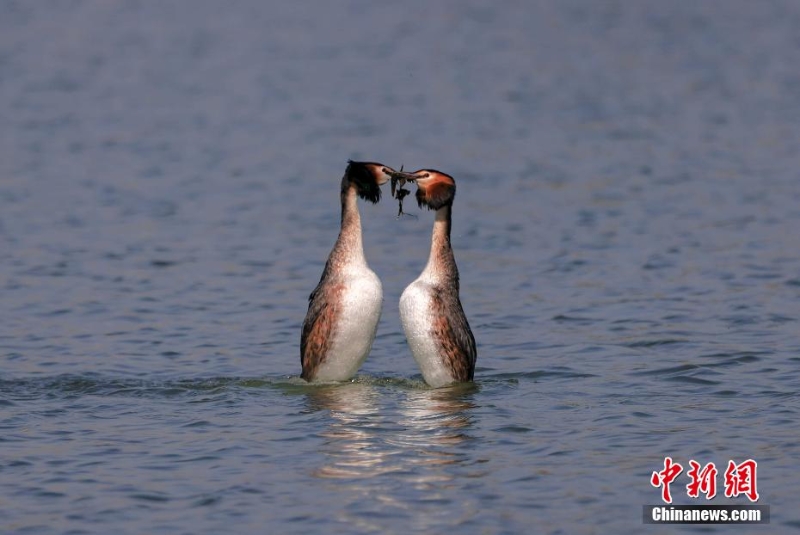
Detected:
left=311, top=267, right=383, bottom=381
left=400, top=278, right=474, bottom=388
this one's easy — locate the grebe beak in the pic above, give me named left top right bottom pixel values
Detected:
left=388, top=169, right=417, bottom=181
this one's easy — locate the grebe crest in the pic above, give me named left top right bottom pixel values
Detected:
left=344, top=160, right=393, bottom=204
left=411, top=170, right=456, bottom=211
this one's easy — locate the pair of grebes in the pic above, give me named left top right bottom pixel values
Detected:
left=301, top=161, right=476, bottom=388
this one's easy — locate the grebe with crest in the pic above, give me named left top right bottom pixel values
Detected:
left=398, top=169, right=477, bottom=387
left=300, top=160, right=398, bottom=382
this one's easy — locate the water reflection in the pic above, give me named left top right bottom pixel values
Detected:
left=306, top=382, right=395, bottom=479
left=392, top=386, right=478, bottom=469
left=307, top=383, right=478, bottom=481
left=391, top=385, right=483, bottom=532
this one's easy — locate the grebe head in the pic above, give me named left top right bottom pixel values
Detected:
left=403, top=169, right=456, bottom=210
left=344, top=160, right=397, bottom=203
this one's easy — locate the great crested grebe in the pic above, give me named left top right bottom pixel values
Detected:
left=398, top=169, right=477, bottom=387
left=301, top=160, right=398, bottom=382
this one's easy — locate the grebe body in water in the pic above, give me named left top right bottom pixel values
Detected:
left=399, top=169, right=477, bottom=387
left=301, top=161, right=396, bottom=382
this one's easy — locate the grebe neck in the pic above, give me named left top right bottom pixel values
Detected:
left=329, top=183, right=367, bottom=269
left=420, top=204, right=459, bottom=289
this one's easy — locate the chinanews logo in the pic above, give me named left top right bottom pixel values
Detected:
left=643, top=457, right=769, bottom=524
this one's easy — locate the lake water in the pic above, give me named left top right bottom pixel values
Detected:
left=1, top=1, right=799, bottom=533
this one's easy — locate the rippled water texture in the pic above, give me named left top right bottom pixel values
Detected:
left=2, top=1, right=800, bottom=533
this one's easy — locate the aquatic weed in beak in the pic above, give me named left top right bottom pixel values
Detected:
left=390, top=166, right=417, bottom=219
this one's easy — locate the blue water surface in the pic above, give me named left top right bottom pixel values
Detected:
left=1, top=1, right=799, bottom=533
